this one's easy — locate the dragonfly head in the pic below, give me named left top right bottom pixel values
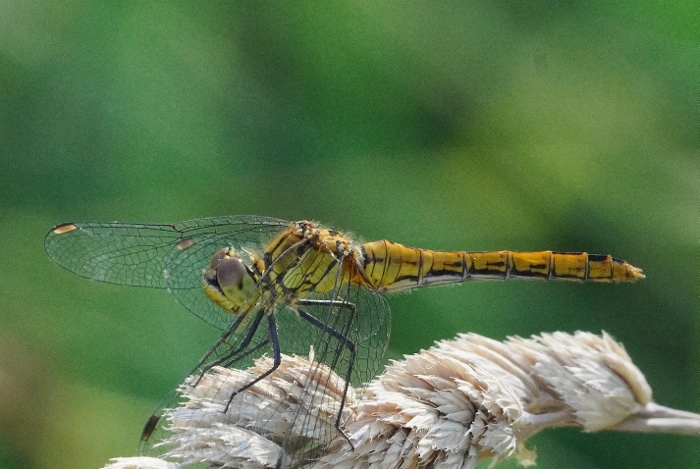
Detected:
left=203, top=248, right=257, bottom=313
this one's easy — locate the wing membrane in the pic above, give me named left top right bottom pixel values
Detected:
left=138, top=243, right=391, bottom=466
left=47, top=215, right=392, bottom=465
left=45, top=215, right=290, bottom=328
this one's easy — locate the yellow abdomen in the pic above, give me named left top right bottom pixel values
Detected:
left=360, top=240, right=644, bottom=293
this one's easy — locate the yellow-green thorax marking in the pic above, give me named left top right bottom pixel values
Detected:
left=202, top=221, right=363, bottom=316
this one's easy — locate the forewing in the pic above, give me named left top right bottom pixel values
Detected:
left=44, top=215, right=289, bottom=329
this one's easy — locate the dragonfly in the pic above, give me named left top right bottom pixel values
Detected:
left=44, top=216, right=644, bottom=467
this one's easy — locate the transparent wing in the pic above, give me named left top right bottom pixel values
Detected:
left=47, top=215, right=392, bottom=463
left=268, top=283, right=390, bottom=465
left=139, top=250, right=391, bottom=466
left=44, top=215, right=290, bottom=330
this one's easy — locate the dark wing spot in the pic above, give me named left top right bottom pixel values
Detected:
left=141, top=414, right=161, bottom=442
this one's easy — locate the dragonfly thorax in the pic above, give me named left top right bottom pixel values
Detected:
left=203, top=247, right=259, bottom=313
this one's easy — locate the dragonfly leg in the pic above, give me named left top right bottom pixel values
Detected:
left=192, top=309, right=267, bottom=385
left=223, top=313, right=281, bottom=412
left=140, top=311, right=264, bottom=444
left=296, top=301, right=357, bottom=450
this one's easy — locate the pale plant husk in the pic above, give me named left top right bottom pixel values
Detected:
left=102, top=331, right=700, bottom=469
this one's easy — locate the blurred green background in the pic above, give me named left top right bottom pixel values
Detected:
left=1, top=2, right=698, bottom=468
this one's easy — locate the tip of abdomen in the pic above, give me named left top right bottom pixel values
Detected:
left=586, top=254, right=645, bottom=282
left=617, top=260, right=645, bottom=282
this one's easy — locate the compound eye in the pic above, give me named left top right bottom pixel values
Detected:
left=216, top=256, right=247, bottom=290
left=209, top=248, right=230, bottom=270
left=205, top=248, right=231, bottom=282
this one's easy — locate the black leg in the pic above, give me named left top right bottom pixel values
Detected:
left=196, top=309, right=267, bottom=379
left=296, top=306, right=356, bottom=369
left=220, top=338, right=270, bottom=368
left=189, top=311, right=249, bottom=379
left=296, top=301, right=357, bottom=450
left=223, top=313, right=282, bottom=412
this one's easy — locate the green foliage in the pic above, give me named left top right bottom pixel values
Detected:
left=0, top=2, right=697, bottom=468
